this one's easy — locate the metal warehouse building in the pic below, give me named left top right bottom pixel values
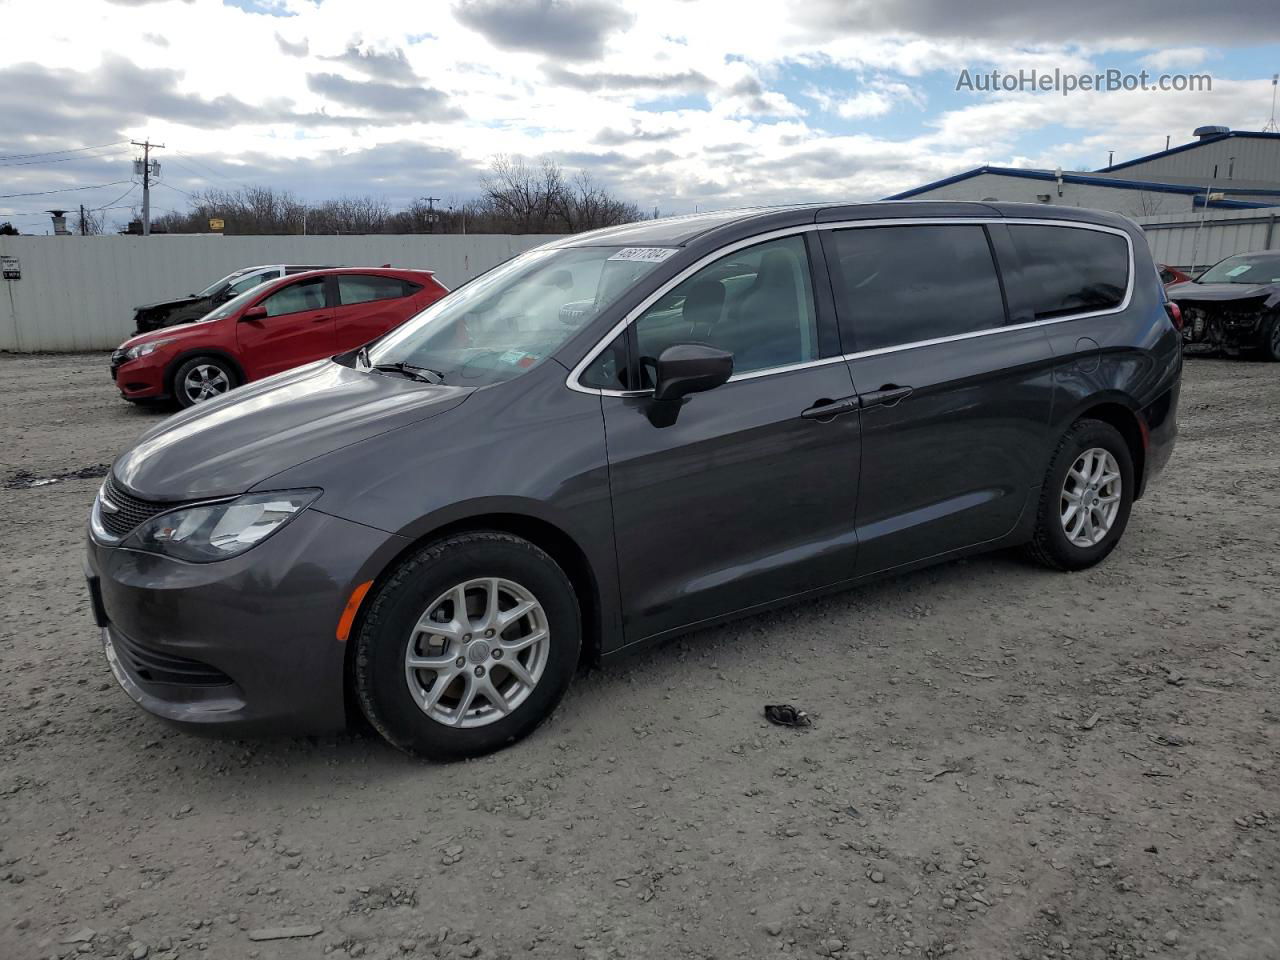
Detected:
left=887, top=127, right=1280, bottom=217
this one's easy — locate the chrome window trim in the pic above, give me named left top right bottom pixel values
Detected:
left=566, top=217, right=1136, bottom=397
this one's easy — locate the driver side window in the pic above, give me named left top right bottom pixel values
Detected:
left=632, top=235, right=818, bottom=381
left=261, top=277, right=328, bottom=318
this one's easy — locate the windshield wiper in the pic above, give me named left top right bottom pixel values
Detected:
left=371, top=361, right=446, bottom=384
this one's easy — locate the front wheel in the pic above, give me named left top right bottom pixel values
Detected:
left=172, top=356, right=238, bottom=408
left=354, top=532, right=581, bottom=760
left=1259, top=316, right=1280, bottom=362
left=1026, top=419, right=1135, bottom=571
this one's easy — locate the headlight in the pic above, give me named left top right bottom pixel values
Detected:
left=122, top=338, right=173, bottom=361
left=122, top=489, right=321, bottom=562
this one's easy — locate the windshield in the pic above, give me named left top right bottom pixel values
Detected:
left=196, top=281, right=278, bottom=323
left=1196, top=253, right=1280, bottom=285
left=196, top=268, right=256, bottom=298
left=366, top=245, right=673, bottom=387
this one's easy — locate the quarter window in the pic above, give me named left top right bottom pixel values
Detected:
left=632, top=235, right=818, bottom=378
left=261, top=277, right=328, bottom=317
left=1007, top=225, right=1128, bottom=319
left=826, top=225, right=1006, bottom=352
left=337, top=274, right=409, bottom=305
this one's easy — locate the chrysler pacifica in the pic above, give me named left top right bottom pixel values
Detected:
left=85, top=202, right=1181, bottom=759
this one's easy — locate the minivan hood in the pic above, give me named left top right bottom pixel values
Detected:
left=113, top=360, right=472, bottom=500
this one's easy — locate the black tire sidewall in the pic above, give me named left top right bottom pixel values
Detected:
left=354, top=533, right=581, bottom=760
left=1037, top=420, right=1135, bottom=570
left=171, top=356, right=237, bottom=408
left=1265, top=316, right=1280, bottom=362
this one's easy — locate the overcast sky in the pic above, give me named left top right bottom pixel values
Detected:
left=3, top=0, right=1279, bottom=231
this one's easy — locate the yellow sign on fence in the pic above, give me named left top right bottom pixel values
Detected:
left=208, top=218, right=225, bottom=232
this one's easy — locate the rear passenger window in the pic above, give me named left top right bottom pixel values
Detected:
left=826, top=225, right=1006, bottom=352
left=338, top=275, right=408, bottom=306
left=1008, top=225, right=1128, bottom=319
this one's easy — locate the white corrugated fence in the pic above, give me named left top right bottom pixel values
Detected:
left=0, top=234, right=559, bottom=352
left=1134, top=207, right=1280, bottom=273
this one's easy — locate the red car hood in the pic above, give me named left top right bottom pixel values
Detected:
left=117, top=318, right=223, bottom=350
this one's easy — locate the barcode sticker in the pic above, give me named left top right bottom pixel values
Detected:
left=607, top=247, right=678, bottom=263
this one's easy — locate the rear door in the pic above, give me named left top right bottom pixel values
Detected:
left=235, top=275, right=334, bottom=378
left=589, top=233, right=862, bottom=643
left=330, top=274, right=422, bottom=352
left=820, top=221, right=1055, bottom=575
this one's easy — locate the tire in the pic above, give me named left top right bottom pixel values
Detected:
left=1025, top=418, right=1135, bottom=571
left=354, top=531, right=581, bottom=760
left=171, top=355, right=238, bottom=408
left=1259, top=316, right=1280, bottom=362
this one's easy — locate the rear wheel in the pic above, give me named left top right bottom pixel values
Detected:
left=354, top=532, right=581, bottom=760
left=172, top=356, right=238, bottom=408
left=1026, top=419, right=1134, bottom=571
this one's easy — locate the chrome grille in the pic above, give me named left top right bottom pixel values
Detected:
left=98, top=475, right=181, bottom=539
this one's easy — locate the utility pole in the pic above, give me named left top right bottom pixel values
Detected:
left=79, top=204, right=87, bottom=236
left=131, top=138, right=165, bottom=236
left=425, top=197, right=440, bottom=234
left=1264, top=74, right=1279, bottom=133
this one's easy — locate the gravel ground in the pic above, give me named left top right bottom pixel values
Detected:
left=1, top=352, right=1277, bottom=960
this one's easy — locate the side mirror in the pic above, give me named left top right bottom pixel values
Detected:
left=240, top=304, right=268, bottom=322
left=652, top=343, right=733, bottom=402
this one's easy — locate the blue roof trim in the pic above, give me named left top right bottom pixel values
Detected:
left=883, top=164, right=1280, bottom=202
left=884, top=167, right=989, bottom=200
left=1100, top=131, right=1280, bottom=172
left=1194, top=195, right=1272, bottom=209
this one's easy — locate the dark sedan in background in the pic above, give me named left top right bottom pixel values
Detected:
left=1167, top=251, right=1280, bottom=360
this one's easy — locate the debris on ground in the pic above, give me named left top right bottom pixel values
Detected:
left=4, top=463, right=109, bottom=489
left=763, top=703, right=811, bottom=727
left=247, top=925, right=323, bottom=941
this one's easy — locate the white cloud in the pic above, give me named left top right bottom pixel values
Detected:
left=0, top=0, right=1276, bottom=227
left=1140, top=47, right=1211, bottom=70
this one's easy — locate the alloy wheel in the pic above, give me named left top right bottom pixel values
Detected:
left=403, top=577, right=549, bottom=728
left=182, top=364, right=231, bottom=404
left=1060, top=447, right=1122, bottom=547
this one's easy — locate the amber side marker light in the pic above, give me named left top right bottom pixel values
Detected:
left=336, top=580, right=374, bottom=642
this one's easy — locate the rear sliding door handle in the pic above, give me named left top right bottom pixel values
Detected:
left=801, top=396, right=859, bottom=420
left=860, top=385, right=913, bottom=409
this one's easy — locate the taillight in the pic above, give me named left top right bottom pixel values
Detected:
left=1164, top=300, right=1184, bottom=331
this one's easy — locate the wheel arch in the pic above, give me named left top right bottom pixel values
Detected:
left=340, top=509, right=609, bottom=728
left=1069, top=399, right=1147, bottom=499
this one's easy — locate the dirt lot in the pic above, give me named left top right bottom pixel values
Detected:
left=1, top=352, right=1277, bottom=960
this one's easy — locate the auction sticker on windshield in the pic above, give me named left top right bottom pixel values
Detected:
left=607, top=247, right=678, bottom=263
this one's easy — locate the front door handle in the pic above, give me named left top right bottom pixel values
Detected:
left=860, top=384, right=913, bottom=409
left=801, top=396, right=859, bottom=420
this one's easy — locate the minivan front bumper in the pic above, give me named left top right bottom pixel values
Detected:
left=84, top=507, right=408, bottom=735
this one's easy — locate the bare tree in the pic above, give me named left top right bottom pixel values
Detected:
left=148, top=156, right=644, bottom=236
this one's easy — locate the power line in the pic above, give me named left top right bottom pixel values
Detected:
left=155, top=180, right=198, bottom=199
left=170, top=150, right=247, bottom=187
left=0, top=140, right=130, bottom=162
left=94, top=183, right=138, bottom=211
left=0, top=149, right=127, bottom=168
left=0, top=180, right=132, bottom=199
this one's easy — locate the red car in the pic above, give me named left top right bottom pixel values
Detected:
left=110, top=268, right=448, bottom=407
left=1159, top=264, right=1191, bottom=286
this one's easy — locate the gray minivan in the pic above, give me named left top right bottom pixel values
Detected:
left=85, top=201, right=1181, bottom=759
